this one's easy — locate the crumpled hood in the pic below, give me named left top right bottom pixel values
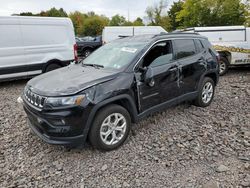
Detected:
left=28, top=64, right=118, bottom=96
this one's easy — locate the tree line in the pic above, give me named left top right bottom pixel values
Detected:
left=16, top=0, right=250, bottom=36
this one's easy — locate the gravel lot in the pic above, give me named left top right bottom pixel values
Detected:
left=0, top=68, right=249, bottom=188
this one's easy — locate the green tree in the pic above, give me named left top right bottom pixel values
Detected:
left=87, top=11, right=96, bottom=17
left=244, top=0, right=250, bottom=26
left=46, top=7, right=68, bottom=17
left=40, top=11, right=48, bottom=17
left=177, top=0, right=247, bottom=27
left=133, top=17, right=145, bottom=26
left=109, top=14, right=126, bottom=26
left=83, top=15, right=109, bottom=36
left=167, top=0, right=184, bottom=31
left=145, top=0, right=172, bottom=31
left=19, top=8, right=68, bottom=18
left=123, top=21, right=133, bottom=26
left=69, top=11, right=88, bottom=36
left=145, top=0, right=168, bottom=25
left=19, top=12, right=35, bottom=16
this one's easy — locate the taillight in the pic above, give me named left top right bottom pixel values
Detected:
left=74, top=44, right=78, bottom=62
left=216, top=53, right=220, bottom=62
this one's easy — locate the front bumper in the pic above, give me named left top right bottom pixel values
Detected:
left=22, top=96, right=91, bottom=146
left=28, top=119, right=85, bottom=146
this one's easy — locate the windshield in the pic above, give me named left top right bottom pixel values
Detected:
left=82, top=41, right=147, bottom=70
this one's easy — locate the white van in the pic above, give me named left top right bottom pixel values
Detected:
left=0, top=16, right=77, bottom=81
left=183, top=26, right=250, bottom=75
left=102, top=26, right=167, bottom=43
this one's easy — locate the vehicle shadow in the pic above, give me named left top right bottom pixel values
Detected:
left=0, top=78, right=30, bottom=88
left=227, top=65, right=250, bottom=74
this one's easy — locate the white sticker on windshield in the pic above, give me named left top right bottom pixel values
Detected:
left=121, top=47, right=137, bottom=53
left=113, top=64, right=121, bottom=69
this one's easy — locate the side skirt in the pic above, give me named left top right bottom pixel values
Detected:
left=136, top=91, right=198, bottom=122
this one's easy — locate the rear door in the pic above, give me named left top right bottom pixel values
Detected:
left=173, top=39, right=206, bottom=95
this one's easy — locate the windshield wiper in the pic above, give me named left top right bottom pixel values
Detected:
left=82, top=63, right=104, bottom=69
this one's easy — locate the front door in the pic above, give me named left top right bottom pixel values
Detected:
left=135, top=40, right=181, bottom=112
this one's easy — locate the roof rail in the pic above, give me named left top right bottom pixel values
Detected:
left=153, top=32, right=200, bottom=38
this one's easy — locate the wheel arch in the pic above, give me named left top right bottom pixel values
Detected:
left=82, top=46, right=94, bottom=52
left=197, top=71, right=219, bottom=91
left=83, top=95, right=138, bottom=142
left=218, top=51, right=231, bottom=64
left=93, top=95, right=138, bottom=123
left=204, top=72, right=219, bottom=86
left=42, top=59, right=63, bottom=73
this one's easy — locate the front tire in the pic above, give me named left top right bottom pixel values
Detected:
left=88, top=104, right=131, bottom=151
left=194, top=77, right=215, bottom=107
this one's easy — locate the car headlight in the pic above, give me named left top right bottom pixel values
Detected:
left=44, top=95, right=86, bottom=108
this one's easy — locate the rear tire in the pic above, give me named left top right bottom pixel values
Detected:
left=194, top=77, right=215, bottom=107
left=88, top=104, right=131, bottom=151
left=219, top=56, right=229, bottom=76
left=45, top=63, right=61, bottom=72
left=83, top=49, right=92, bottom=58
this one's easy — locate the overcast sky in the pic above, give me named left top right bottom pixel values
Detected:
left=0, top=0, right=176, bottom=21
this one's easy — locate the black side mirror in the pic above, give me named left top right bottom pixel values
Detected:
left=138, top=66, right=147, bottom=73
left=144, top=67, right=154, bottom=83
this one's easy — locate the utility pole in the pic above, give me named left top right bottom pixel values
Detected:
left=127, top=8, right=130, bottom=22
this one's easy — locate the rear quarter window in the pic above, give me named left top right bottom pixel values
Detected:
left=174, top=39, right=196, bottom=59
left=194, top=39, right=205, bottom=53
left=201, top=39, right=218, bottom=56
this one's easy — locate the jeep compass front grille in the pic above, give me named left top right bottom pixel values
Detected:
left=24, top=88, right=46, bottom=108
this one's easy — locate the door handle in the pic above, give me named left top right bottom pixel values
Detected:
left=148, top=79, right=155, bottom=87
left=169, top=65, right=179, bottom=72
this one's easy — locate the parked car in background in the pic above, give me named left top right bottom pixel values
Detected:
left=183, top=26, right=250, bottom=75
left=102, top=26, right=167, bottom=43
left=20, top=33, right=219, bottom=151
left=0, top=16, right=77, bottom=82
left=75, top=37, right=83, bottom=42
left=76, top=36, right=102, bottom=57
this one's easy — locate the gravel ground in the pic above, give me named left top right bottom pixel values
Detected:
left=0, top=68, right=249, bottom=188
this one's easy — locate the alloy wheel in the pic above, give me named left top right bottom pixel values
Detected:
left=202, top=82, right=214, bottom=104
left=100, top=113, right=127, bottom=146
left=84, top=50, right=91, bottom=57
left=219, top=61, right=226, bottom=75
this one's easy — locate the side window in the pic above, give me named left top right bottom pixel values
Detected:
left=200, top=39, right=208, bottom=48
left=142, top=41, right=173, bottom=68
left=174, top=39, right=196, bottom=59
left=195, top=39, right=205, bottom=53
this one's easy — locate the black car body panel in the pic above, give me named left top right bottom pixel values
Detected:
left=28, top=64, right=119, bottom=96
left=22, top=33, right=219, bottom=146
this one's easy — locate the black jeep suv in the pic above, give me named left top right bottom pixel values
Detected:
left=21, top=33, right=219, bottom=151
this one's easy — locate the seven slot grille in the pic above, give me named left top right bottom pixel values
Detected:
left=24, top=88, right=46, bottom=108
